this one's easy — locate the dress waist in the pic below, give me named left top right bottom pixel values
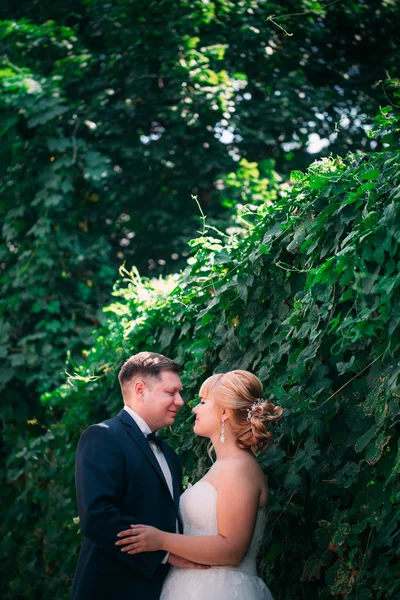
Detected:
left=183, top=528, right=258, bottom=576
left=232, top=555, right=257, bottom=576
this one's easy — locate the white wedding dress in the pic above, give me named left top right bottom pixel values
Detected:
left=161, top=480, right=273, bottom=600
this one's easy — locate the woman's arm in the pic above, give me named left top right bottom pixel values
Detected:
left=116, top=465, right=261, bottom=566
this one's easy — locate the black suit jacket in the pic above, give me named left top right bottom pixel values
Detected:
left=71, top=409, right=182, bottom=600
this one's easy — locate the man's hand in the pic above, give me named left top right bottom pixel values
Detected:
left=167, top=553, right=210, bottom=569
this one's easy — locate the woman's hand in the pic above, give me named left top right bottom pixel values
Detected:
left=115, top=525, right=166, bottom=554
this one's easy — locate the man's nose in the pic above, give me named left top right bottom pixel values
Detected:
left=175, top=394, right=184, bottom=406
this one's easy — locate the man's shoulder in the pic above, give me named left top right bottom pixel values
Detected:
left=79, top=415, right=123, bottom=440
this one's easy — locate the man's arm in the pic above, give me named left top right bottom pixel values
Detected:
left=76, top=423, right=166, bottom=579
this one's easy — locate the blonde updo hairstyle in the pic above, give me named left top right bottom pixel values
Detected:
left=199, top=370, right=283, bottom=454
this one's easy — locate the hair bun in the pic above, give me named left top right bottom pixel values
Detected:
left=247, top=398, right=265, bottom=421
left=239, top=398, right=283, bottom=453
left=250, top=398, right=283, bottom=423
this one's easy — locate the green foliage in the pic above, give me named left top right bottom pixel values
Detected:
left=1, top=2, right=400, bottom=597
left=1, top=0, right=399, bottom=442
left=2, top=104, right=399, bottom=598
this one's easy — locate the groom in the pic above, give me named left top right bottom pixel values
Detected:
left=71, top=351, right=206, bottom=600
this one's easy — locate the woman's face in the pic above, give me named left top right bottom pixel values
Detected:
left=192, top=393, right=221, bottom=439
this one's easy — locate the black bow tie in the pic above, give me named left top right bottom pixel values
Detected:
left=147, top=431, right=167, bottom=446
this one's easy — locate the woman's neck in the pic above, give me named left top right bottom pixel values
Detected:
left=210, top=432, right=244, bottom=460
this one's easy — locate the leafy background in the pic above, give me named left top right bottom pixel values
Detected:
left=1, top=1, right=399, bottom=598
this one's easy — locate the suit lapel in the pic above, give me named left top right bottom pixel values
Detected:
left=161, top=441, right=181, bottom=515
left=118, top=409, right=170, bottom=493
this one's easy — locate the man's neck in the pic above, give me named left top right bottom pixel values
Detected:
left=124, top=404, right=153, bottom=431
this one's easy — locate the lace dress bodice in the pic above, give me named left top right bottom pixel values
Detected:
left=160, top=480, right=273, bottom=600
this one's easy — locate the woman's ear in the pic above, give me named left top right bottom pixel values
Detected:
left=222, top=408, right=229, bottom=421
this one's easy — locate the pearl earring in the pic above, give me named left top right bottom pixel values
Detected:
left=220, top=418, right=225, bottom=443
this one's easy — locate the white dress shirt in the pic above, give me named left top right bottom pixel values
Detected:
left=123, top=405, right=175, bottom=564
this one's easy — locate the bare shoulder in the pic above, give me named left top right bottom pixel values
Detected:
left=212, top=454, right=267, bottom=495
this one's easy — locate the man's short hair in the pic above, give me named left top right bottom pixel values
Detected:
left=118, top=351, right=181, bottom=388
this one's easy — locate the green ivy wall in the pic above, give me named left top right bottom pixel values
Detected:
left=2, top=106, right=400, bottom=599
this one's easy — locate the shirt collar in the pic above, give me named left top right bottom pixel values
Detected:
left=123, top=406, right=153, bottom=436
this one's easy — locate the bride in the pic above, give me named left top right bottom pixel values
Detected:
left=116, top=370, right=283, bottom=600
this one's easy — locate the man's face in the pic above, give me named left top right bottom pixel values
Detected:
left=142, top=370, right=184, bottom=431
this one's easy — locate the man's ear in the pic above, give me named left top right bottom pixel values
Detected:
left=134, top=379, right=146, bottom=397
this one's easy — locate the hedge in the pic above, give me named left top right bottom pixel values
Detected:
left=2, top=104, right=399, bottom=599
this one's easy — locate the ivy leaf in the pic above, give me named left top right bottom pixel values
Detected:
left=355, top=425, right=377, bottom=453
left=158, top=327, right=175, bottom=350
left=259, top=244, right=271, bottom=255
left=290, top=170, right=306, bottom=181
left=309, top=176, right=329, bottom=190
left=284, top=473, right=303, bottom=490
left=191, top=338, right=209, bottom=359
left=365, top=432, right=391, bottom=465
left=361, top=168, right=380, bottom=180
